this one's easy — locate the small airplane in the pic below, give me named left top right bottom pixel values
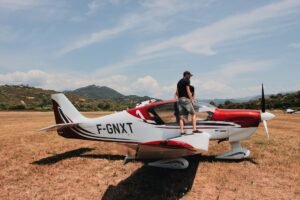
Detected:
left=286, top=108, right=300, bottom=114
left=41, top=84, right=275, bottom=169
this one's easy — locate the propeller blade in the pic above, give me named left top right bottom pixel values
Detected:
left=263, top=120, right=269, bottom=139
left=261, top=84, right=265, bottom=113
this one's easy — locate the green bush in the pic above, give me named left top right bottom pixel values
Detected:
left=8, top=105, right=26, bottom=110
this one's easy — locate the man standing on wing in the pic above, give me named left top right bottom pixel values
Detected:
left=175, top=71, right=200, bottom=135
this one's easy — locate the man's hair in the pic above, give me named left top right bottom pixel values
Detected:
left=183, top=71, right=192, bottom=77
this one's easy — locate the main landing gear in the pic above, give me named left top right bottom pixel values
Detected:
left=216, top=141, right=250, bottom=159
left=124, top=156, right=190, bottom=170
left=148, top=158, right=189, bottom=169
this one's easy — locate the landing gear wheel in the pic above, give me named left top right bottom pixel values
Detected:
left=148, top=158, right=189, bottom=169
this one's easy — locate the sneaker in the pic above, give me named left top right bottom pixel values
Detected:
left=192, top=130, right=202, bottom=133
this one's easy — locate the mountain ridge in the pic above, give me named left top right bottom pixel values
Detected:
left=67, top=84, right=124, bottom=99
left=0, top=84, right=152, bottom=111
left=0, top=84, right=298, bottom=111
left=66, top=84, right=152, bottom=102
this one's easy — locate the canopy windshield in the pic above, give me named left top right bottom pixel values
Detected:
left=148, top=101, right=215, bottom=125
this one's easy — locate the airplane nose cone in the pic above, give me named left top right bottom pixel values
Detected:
left=261, top=112, right=275, bottom=121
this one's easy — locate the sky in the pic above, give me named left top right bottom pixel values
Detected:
left=0, top=0, right=299, bottom=99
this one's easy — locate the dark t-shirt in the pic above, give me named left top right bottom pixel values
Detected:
left=190, top=85, right=194, bottom=96
left=177, top=78, right=190, bottom=98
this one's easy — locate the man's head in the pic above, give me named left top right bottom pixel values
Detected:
left=183, top=71, right=193, bottom=80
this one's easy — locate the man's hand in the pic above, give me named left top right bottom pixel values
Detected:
left=191, top=98, right=195, bottom=105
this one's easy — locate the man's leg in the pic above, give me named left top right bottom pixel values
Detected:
left=183, top=115, right=188, bottom=124
left=179, top=116, right=185, bottom=134
left=191, top=114, right=201, bottom=133
left=184, top=101, right=200, bottom=133
left=192, top=114, right=197, bottom=131
left=177, top=101, right=186, bottom=134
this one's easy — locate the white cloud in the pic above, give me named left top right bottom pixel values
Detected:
left=0, top=70, right=126, bottom=92
left=131, top=75, right=177, bottom=99
left=88, top=0, right=300, bottom=74
left=219, top=60, right=272, bottom=78
left=288, top=42, right=300, bottom=49
left=71, top=0, right=128, bottom=23
left=0, top=0, right=44, bottom=10
left=58, top=0, right=205, bottom=55
left=0, top=60, right=274, bottom=99
left=87, top=0, right=103, bottom=16
left=109, top=0, right=126, bottom=6
left=190, top=60, right=273, bottom=99
left=132, top=75, right=159, bottom=94
left=0, top=70, right=48, bottom=86
left=58, top=23, right=133, bottom=55
left=139, top=0, right=300, bottom=56
left=95, top=51, right=171, bottom=75
left=96, top=55, right=151, bottom=75
left=0, top=70, right=175, bottom=98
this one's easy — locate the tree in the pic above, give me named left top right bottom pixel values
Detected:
left=209, top=101, right=216, bottom=106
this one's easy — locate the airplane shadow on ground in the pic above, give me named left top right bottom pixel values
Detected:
left=31, top=148, right=124, bottom=165
left=32, top=148, right=257, bottom=200
left=101, top=156, right=200, bottom=200
left=101, top=155, right=257, bottom=200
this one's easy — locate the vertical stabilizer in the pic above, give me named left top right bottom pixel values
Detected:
left=51, top=93, right=86, bottom=124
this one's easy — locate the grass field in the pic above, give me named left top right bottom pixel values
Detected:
left=0, top=111, right=299, bottom=200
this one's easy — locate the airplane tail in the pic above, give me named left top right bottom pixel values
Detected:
left=40, top=94, right=89, bottom=140
left=51, top=93, right=87, bottom=124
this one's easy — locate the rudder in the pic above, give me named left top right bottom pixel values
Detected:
left=51, top=93, right=86, bottom=124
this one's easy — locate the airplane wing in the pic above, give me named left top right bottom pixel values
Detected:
left=169, top=133, right=210, bottom=151
left=39, top=123, right=79, bottom=132
left=134, top=132, right=210, bottom=159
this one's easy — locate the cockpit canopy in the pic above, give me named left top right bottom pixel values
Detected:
left=131, top=100, right=216, bottom=125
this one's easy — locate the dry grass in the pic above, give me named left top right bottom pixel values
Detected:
left=0, top=111, right=299, bottom=200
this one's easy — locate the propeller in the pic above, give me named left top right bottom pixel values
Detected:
left=263, top=120, right=269, bottom=139
left=260, top=84, right=275, bottom=139
left=261, top=83, right=265, bottom=113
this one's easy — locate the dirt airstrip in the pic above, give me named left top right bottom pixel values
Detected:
left=0, top=111, right=299, bottom=200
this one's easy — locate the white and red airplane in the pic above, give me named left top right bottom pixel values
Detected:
left=41, top=85, right=275, bottom=169
left=286, top=108, right=300, bottom=114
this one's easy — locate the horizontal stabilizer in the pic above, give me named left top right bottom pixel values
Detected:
left=169, top=133, right=210, bottom=151
left=39, top=123, right=79, bottom=132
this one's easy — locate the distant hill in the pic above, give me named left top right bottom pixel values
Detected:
left=69, top=85, right=124, bottom=99
left=218, top=91, right=300, bottom=110
left=200, top=95, right=263, bottom=105
left=0, top=85, right=152, bottom=111
left=1, top=84, right=298, bottom=111
left=67, top=84, right=152, bottom=102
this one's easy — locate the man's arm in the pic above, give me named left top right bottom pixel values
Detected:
left=186, top=86, right=194, bottom=102
left=175, top=88, right=178, bottom=99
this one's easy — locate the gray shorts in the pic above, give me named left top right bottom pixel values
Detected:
left=177, top=98, right=195, bottom=116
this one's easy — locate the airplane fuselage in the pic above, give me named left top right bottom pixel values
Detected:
left=57, top=108, right=259, bottom=144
